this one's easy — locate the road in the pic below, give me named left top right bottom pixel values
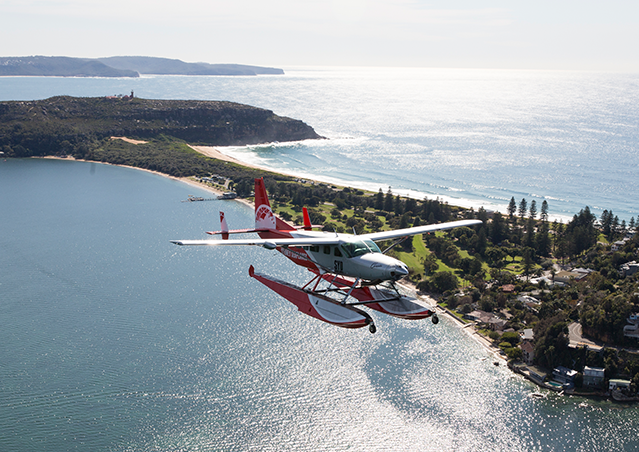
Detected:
left=568, top=322, right=603, bottom=351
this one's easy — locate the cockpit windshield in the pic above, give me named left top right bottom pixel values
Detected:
left=339, top=239, right=381, bottom=258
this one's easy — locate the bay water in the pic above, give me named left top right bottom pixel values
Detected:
left=1, top=158, right=638, bottom=451
left=1, top=69, right=639, bottom=450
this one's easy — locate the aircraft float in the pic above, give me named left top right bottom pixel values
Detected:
left=172, top=178, right=481, bottom=333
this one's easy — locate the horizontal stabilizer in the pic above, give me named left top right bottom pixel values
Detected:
left=171, top=236, right=342, bottom=247
left=206, top=227, right=272, bottom=236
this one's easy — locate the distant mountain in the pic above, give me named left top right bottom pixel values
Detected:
left=0, top=56, right=284, bottom=77
left=0, top=56, right=139, bottom=77
left=97, top=56, right=284, bottom=75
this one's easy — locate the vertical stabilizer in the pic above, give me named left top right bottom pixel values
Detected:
left=219, top=211, right=229, bottom=240
left=254, top=178, right=277, bottom=230
left=302, top=207, right=312, bottom=230
left=253, top=178, right=295, bottom=232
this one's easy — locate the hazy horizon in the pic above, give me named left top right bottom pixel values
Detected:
left=2, top=1, right=638, bottom=72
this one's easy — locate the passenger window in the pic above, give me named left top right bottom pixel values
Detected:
left=310, top=245, right=319, bottom=252
left=324, top=245, right=331, bottom=254
left=334, top=247, right=342, bottom=257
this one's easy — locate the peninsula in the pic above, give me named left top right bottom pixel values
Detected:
left=0, top=56, right=284, bottom=77
left=0, top=95, right=321, bottom=178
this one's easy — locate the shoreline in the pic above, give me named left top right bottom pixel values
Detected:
left=25, top=154, right=624, bottom=402
left=195, top=144, right=576, bottom=223
left=435, top=303, right=508, bottom=363
left=35, top=153, right=508, bottom=363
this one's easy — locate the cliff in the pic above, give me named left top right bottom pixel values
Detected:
left=0, top=96, right=322, bottom=158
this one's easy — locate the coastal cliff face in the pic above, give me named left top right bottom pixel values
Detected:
left=0, top=96, right=322, bottom=157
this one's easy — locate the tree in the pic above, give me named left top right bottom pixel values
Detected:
left=522, top=246, right=535, bottom=278
left=501, top=331, right=521, bottom=346
left=423, top=253, right=438, bottom=276
left=540, top=200, right=549, bottom=222
left=383, top=188, right=394, bottom=212
left=529, top=200, right=537, bottom=220
left=394, top=194, right=404, bottom=215
left=525, top=217, right=536, bottom=249
left=429, top=271, right=458, bottom=293
left=405, top=197, right=417, bottom=215
left=565, top=207, right=598, bottom=256
left=518, top=198, right=528, bottom=220
left=507, top=197, right=517, bottom=219
left=490, top=212, right=506, bottom=244
left=601, top=210, right=613, bottom=239
left=375, top=188, right=384, bottom=210
left=533, top=313, right=571, bottom=368
left=536, top=221, right=551, bottom=257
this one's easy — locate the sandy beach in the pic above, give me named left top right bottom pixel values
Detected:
left=188, top=145, right=264, bottom=170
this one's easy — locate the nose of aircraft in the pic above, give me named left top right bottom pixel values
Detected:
left=389, top=263, right=409, bottom=280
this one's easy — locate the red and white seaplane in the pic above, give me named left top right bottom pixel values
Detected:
left=172, top=178, right=481, bottom=333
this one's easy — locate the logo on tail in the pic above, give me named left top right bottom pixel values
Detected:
left=255, top=204, right=276, bottom=230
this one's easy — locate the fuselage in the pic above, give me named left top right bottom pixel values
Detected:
left=260, top=230, right=409, bottom=281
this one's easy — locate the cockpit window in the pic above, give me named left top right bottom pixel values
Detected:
left=364, top=239, right=381, bottom=253
left=339, top=240, right=381, bottom=258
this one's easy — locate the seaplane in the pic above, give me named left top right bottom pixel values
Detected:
left=172, top=178, right=481, bottom=333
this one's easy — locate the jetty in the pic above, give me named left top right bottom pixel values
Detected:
left=181, top=195, right=216, bottom=203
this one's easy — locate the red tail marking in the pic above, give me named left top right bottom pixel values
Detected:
left=253, top=178, right=295, bottom=233
left=220, top=211, right=229, bottom=240
left=302, top=207, right=312, bottom=231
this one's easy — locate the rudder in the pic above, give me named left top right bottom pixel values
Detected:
left=254, top=178, right=294, bottom=232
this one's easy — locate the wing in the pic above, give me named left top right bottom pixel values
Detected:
left=172, top=219, right=482, bottom=248
left=359, top=219, right=482, bottom=242
left=171, top=236, right=342, bottom=249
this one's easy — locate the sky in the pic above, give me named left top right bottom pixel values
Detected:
left=1, top=0, right=638, bottom=71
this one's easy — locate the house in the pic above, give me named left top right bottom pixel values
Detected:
left=571, top=268, right=594, bottom=279
left=583, top=366, right=605, bottom=387
left=501, top=284, right=515, bottom=293
left=552, top=366, right=578, bottom=388
left=611, top=240, right=628, bottom=252
left=623, top=313, right=639, bottom=339
left=529, top=276, right=555, bottom=287
left=527, top=366, right=547, bottom=384
left=520, top=328, right=534, bottom=342
left=466, top=310, right=507, bottom=331
left=609, top=379, right=631, bottom=391
left=488, top=317, right=508, bottom=332
left=520, top=341, right=535, bottom=365
left=554, top=271, right=581, bottom=285
left=518, top=295, right=541, bottom=312
left=620, top=261, right=639, bottom=277
left=466, top=310, right=492, bottom=323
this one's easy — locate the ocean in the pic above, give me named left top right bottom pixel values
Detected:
left=1, top=69, right=639, bottom=451
left=2, top=67, right=638, bottom=221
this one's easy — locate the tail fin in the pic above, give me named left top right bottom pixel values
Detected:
left=254, top=178, right=294, bottom=232
left=302, top=207, right=312, bottom=231
left=219, top=211, right=229, bottom=240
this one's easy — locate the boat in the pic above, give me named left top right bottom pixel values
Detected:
left=529, top=392, right=547, bottom=399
